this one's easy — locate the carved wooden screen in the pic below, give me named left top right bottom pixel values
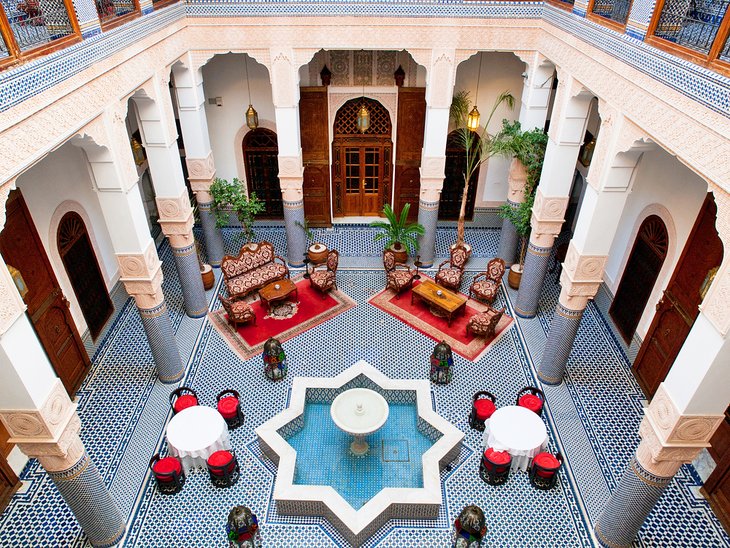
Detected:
left=332, top=98, right=393, bottom=217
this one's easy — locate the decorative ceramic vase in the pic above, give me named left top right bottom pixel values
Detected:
left=508, top=264, right=522, bottom=290
left=201, top=263, right=215, bottom=290
left=308, top=243, right=328, bottom=264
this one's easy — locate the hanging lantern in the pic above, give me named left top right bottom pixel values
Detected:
left=246, top=104, right=259, bottom=130
left=226, top=505, right=261, bottom=547
left=356, top=103, right=370, bottom=133
left=263, top=337, right=287, bottom=381
left=130, top=137, right=146, bottom=166
left=453, top=505, right=486, bottom=548
left=320, top=64, right=332, bottom=86
left=393, top=64, right=405, bottom=87
left=466, top=106, right=480, bottom=132
left=430, top=340, right=453, bottom=385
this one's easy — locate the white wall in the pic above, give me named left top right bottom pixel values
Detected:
left=202, top=53, right=275, bottom=183
left=605, top=147, right=707, bottom=338
left=453, top=52, right=525, bottom=206
left=15, top=142, right=119, bottom=334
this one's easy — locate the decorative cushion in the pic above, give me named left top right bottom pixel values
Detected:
left=173, top=394, right=198, bottom=414
left=217, top=396, right=239, bottom=419
left=519, top=394, right=544, bottom=414
left=472, top=280, right=498, bottom=300
left=153, top=456, right=182, bottom=480
left=474, top=398, right=496, bottom=420
left=311, top=270, right=335, bottom=290
left=436, top=268, right=462, bottom=288
left=484, top=447, right=511, bottom=465
left=208, top=450, right=235, bottom=474
left=533, top=452, right=560, bottom=471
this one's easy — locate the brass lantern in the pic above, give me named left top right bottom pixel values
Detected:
left=466, top=106, right=480, bottom=132
left=244, top=55, right=259, bottom=130
left=356, top=103, right=370, bottom=133
left=430, top=340, right=453, bottom=385
left=226, top=506, right=261, bottom=547
left=453, top=505, right=486, bottom=547
left=263, top=337, right=287, bottom=381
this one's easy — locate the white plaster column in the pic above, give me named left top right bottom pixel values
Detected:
left=596, top=307, right=729, bottom=546
left=0, top=250, right=125, bottom=547
left=514, top=74, right=593, bottom=318
left=172, top=58, right=225, bottom=267
left=271, top=48, right=306, bottom=266
left=417, top=49, right=457, bottom=267
left=77, top=110, right=185, bottom=383
left=134, top=73, right=208, bottom=318
left=518, top=53, right=556, bottom=132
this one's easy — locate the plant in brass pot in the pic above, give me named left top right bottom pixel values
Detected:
left=295, top=219, right=328, bottom=263
left=209, top=177, right=264, bottom=246
left=449, top=89, right=515, bottom=258
left=195, top=240, right=215, bottom=291
left=370, top=203, right=425, bottom=262
left=493, top=120, right=548, bottom=288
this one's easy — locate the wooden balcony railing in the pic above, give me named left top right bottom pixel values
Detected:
left=0, top=0, right=80, bottom=68
left=647, top=0, right=730, bottom=75
left=589, top=0, right=633, bottom=28
left=95, top=0, right=139, bottom=30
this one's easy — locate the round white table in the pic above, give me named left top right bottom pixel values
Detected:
left=166, top=405, right=231, bottom=471
left=482, top=405, right=547, bottom=471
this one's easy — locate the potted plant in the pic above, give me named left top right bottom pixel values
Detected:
left=370, top=203, right=425, bottom=262
left=209, top=177, right=265, bottom=246
left=448, top=89, right=515, bottom=257
left=196, top=241, right=215, bottom=290
left=493, top=120, right=548, bottom=289
left=295, top=219, right=328, bottom=263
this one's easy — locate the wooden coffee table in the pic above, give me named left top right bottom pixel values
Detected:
left=411, top=280, right=467, bottom=326
left=259, top=278, right=298, bottom=312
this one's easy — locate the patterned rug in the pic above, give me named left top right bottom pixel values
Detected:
left=209, top=276, right=357, bottom=359
left=368, top=277, right=513, bottom=361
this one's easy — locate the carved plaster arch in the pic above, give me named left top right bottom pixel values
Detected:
left=190, top=50, right=272, bottom=76
left=234, top=118, right=278, bottom=185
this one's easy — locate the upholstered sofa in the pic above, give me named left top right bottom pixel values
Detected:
left=221, top=241, right=289, bottom=298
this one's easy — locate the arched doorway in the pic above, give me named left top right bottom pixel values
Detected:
left=609, top=215, right=668, bottom=342
left=332, top=98, right=393, bottom=217
left=58, top=212, right=113, bottom=340
left=242, top=128, right=283, bottom=219
left=439, top=130, right=480, bottom=221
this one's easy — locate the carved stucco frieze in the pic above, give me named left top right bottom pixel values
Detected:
left=117, top=240, right=164, bottom=308
left=21, top=414, right=86, bottom=472
left=156, top=192, right=195, bottom=248
left=427, top=50, right=456, bottom=110
left=420, top=156, right=446, bottom=183
left=186, top=151, right=216, bottom=191
left=277, top=155, right=304, bottom=179
left=530, top=190, right=568, bottom=247
left=271, top=48, right=298, bottom=108
left=558, top=242, right=607, bottom=309
left=0, top=380, right=76, bottom=442
left=507, top=158, right=528, bottom=202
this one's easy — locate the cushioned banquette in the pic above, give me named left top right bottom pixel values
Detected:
left=221, top=241, right=289, bottom=298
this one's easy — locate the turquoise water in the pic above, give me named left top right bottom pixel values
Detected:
left=287, top=402, right=435, bottom=510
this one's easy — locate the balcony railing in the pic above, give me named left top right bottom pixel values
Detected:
left=0, top=0, right=79, bottom=67
left=590, top=0, right=633, bottom=25
left=95, top=0, right=138, bottom=28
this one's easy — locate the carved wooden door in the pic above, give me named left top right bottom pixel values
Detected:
left=393, top=88, right=425, bottom=222
left=58, top=212, right=113, bottom=340
left=332, top=97, right=392, bottom=217
left=632, top=194, right=723, bottom=397
left=243, top=128, right=283, bottom=219
left=299, top=87, right=331, bottom=226
left=439, top=130, right=479, bottom=221
left=0, top=190, right=90, bottom=396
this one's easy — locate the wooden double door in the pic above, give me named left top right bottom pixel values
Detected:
left=336, top=140, right=389, bottom=216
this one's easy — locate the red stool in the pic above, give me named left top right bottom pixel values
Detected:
left=479, top=447, right=512, bottom=485
left=216, top=389, right=244, bottom=430
left=469, top=391, right=497, bottom=431
left=207, top=449, right=240, bottom=487
left=149, top=453, right=185, bottom=494
left=529, top=451, right=563, bottom=489
left=169, top=386, right=198, bottom=415
left=517, top=386, right=545, bottom=416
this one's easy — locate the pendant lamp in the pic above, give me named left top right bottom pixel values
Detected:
left=356, top=83, right=370, bottom=133
left=244, top=55, right=259, bottom=130
left=467, top=53, right=483, bottom=132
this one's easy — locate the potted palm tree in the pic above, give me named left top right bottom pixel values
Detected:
left=209, top=177, right=264, bottom=247
left=493, top=120, right=548, bottom=289
left=370, top=203, right=425, bottom=262
left=449, top=89, right=515, bottom=257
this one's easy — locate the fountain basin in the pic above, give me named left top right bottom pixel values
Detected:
left=256, top=360, right=463, bottom=546
left=331, top=388, right=389, bottom=456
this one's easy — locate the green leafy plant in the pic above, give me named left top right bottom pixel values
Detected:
left=494, top=119, right=548, bottom=267
left=449, top=90, right=515, bottom=247
left=209, top=177, right=264, bottom=245
left=295, top=219, right=314, bottom=243
left=370, top=203, right=425, bottom=255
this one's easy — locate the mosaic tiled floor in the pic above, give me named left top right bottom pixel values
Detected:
left=1, top=226, right=729, bottom=547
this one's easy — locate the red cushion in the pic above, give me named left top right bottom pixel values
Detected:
left=174, top=394, right=198, bottom=413
left=484, top=447, right=511, bottom=465
left=474, top=398, right=496, bottom=420
left=208, top=450, right=235, bottom=474
left=533, top=452, right=560, bottom=470
left=217, top=396, right=239, bottom=419
left=153, top=456, right=182, bottom=480
left=519, top=393, right=543, bottom=413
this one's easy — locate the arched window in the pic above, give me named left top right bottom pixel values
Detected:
left=242, top=128, right=283, bottom=219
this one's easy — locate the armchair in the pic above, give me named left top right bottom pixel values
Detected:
left=466, top=307, right=506, bottom=339
left=383, top=249, right=415, bottom=297
left=218, top=295, right=256, bottom=329
left=435, top=244, right=469, bottom=291
left=309, top=250, right=339, bottom=297
left=469, top=258, right=506, bottom=304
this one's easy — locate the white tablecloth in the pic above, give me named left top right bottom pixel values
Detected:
left=482, top=405, right=547, bottom=471
left=166, top=405, right=231, bottom=471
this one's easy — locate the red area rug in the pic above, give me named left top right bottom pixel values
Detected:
left=209, top=276, right=356, bottom=359
left=368, top=276, right=513, bottom=361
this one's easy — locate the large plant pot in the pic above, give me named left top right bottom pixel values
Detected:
left=200, top=264, right=215, bottom=290
left=388, top=242, right=408, bottom=263
left=308, top=243, right=328, bottom=264
left=508, top=264, right=523, bottom=290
